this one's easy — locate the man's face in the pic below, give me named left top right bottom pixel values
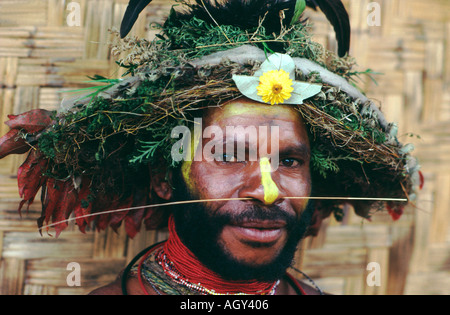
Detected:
left=171, top=98, right=312, bottom=281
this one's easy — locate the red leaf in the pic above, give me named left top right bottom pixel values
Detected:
left=125, top=208, right=145, bottom=239
left=387, top=203, right=404, bottom=221
left=17, top=199, right=29, bottom=217
left=92, top=194, right=114, bottom=232
left=39, top=178, right=65, bottom=233
left=140, top=186, right=166, bottom=230
left=0, top=129, right=30, bottom=159
left=18, top=151, right=47, bottom=199
left=419, top=171, right=425, bottom=190
left=109, top=195, right=133, bottom=233
left=5, top=109, right=53, bottom=134
left=125, top=187, right=151, bottom=238
left=17, top=150, right=48, bottom=215
left=7, top=114, right=18, bottom=120
left=73, top=177, right=92, bottom=233
left=52, top=181, right=77, bottom=237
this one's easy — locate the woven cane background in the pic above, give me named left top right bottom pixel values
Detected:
left=0, top=0, right=448, bottom=295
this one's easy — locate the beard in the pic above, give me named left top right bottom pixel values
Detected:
left=170, top=169, right=315, bottom=282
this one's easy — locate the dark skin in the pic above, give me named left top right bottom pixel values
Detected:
left=89, top=98, right=321, bottom=295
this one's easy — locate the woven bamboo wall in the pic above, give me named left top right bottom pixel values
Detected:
left=0, top=0, right=449, bottom=295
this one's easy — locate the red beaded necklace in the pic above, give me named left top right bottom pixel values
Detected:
left=146, top=215, right=280, bottom=295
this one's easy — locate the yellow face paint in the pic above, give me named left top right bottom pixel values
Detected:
left=260, top=157, right=279, bottom=205
left=181, top=127, right=202, bottom=193
left=181, top=160, right=193, bottom=191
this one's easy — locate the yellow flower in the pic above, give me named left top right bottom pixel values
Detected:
left=256, top=69, right=294, bottom=105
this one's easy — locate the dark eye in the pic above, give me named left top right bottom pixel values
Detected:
left=280, top=158, right=302, bottom=167
left=222, top=154, right=237, bottom=162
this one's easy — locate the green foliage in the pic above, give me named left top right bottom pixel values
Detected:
left=133, top=11, right=327, bottom=68
left=129, top=139, right=163, bottom=164
left=115, top=61, right=139, bottom=77
left=128, top=119, right=183, bottom=169
left=310, top=145, right=362, bottom=179
left=347, top=68, right=383, bottom=86
left=163, top=16, right=243, bottom=57
left=38, top=126, right=61, bottom=160
left=310, top=146, right=339, bottom=179
left=66, top=76, right=120, bottom=102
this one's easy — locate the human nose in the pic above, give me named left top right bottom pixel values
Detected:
left=237, top=157, right=281, bottom=205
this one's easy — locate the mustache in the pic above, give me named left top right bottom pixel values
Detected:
left=213, top=204, right=297, bottom=228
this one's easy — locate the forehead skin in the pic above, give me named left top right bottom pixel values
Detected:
left=204, top=98, right=307, bottom=130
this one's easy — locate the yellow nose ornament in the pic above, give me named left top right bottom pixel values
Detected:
left=260, top=157, right=279, bottom=205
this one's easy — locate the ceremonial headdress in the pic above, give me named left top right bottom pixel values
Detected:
left=0, top=0, right=422, bottom=237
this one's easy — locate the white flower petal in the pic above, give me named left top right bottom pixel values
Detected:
left=255, top=54, right=296, bottom=80
left=284, top=82, right=323, bottom=104
left=232, top=75, right=264, bottom=103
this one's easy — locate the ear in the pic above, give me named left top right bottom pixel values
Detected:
left=305, top=208, right=325, bottom=237
left=151, top=169, right=173, bottom=201
left=304, top=201, right=333, bottom=237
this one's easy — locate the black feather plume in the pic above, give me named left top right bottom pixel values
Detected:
left=305, top=0, right=318, bottom=10
left=120, top=0, right=152, bottom=38
left=172, top=0, right=297, bottom=35
left=306, top=0, right=350, bottom=57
